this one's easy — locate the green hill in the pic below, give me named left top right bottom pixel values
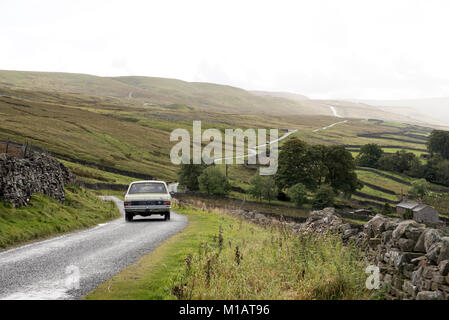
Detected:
left=0, top=70, right=332, bottom=116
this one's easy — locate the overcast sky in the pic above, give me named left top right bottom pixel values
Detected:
left=1, top=0, right=449, bottom=100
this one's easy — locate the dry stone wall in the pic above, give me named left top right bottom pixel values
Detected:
left=0, top=152, right=74, bottom=207
left=295, top=209, right=449, bottom=300
left=175, top=197, right=449, bottom=300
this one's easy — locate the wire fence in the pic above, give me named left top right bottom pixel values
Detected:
left=0, top=139, right=33, bottom=158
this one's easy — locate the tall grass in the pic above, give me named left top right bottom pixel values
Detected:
left=170, top=212, right=370, bottom=300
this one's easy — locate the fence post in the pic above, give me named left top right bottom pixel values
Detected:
left=23, top=141, right=28, bottom=158
left=5, top=139, right=9, bottom=154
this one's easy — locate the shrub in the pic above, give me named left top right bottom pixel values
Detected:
left=260, top=176, right=278, bottom=203
left=248, top=175, right=278, bottom=202
left=356, top=144, right=384, bottom=168
left=311, top=185, right=335, bottom=210
left=198, top=166, right=230, bottom=195
left=381, top=203, right=393, bottom=215
left=178, top=163, right=207, bottom=191
left=248, top=175, right=264, bottom=200
left=287, top=183, right=307, bottom=207
left=410, top=179, right=430, bottom=198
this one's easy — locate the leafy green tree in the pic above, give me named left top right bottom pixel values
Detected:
left=356, top=144, right=384, bottom=168
left=287, top=183, right=307, bottom=207
left=311, top=185, right=335, bottom=210
left=376, top=153, right=396, bottom=172
left=249, top=174, right=278, bottom=202
left=428, top=130, right=449, bottom=160
left=198, top=166, right=230, bottom=195
left=424, top=155, right=449, bottom=187
left=178, top=163, right=207, bottom=191
left=275, top=139, right=360, bottom=197
left=248, top=174, right=264, bottom=201
left=410, top=179, right=430, bottom=198
left=381, top=203, right=393, bottom=215
left=377, top=150, right=418, bottom=174
left=274, top=138, right=324, bottom=191
left=323, top=145, right=361, bottom=196
left=407, top=157, right=426, bottom=178
left=261, top=176, right=278, bottom=203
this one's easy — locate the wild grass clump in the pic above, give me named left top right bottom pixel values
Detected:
left=171, top=213, right=370, bottom=300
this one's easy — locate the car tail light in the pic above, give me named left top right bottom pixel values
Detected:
left=163, top=201, right=171, bottom=205
left=124, top=202, right=131, bottom=206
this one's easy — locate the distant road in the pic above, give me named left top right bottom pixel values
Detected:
left=313, top=120, right=348, bottom=133
left=312, top=105, right=347, bottom=132
left=213, top=129, right=298, bottom=163
left=0, top=196, right=187, bottom=300
left=328, top=105, right=343, bottom=118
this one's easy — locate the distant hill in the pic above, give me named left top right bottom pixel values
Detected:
left=0, top=70, right=331, bottom=116
left=352, top=98, right=449, bottom=126
left=250, top=91, right=309, bottom=101
left=313, top=100, right=449, bottom=128
left=0, top=70, right=446, bottom=127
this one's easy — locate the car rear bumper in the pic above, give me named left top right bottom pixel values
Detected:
left=125, top=205, right=171, bottom=214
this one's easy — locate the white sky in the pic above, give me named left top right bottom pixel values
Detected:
left=1, top=0, right=449, bottom=99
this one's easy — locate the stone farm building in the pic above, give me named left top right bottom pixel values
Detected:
left=396, top=200, right=439, bottom=225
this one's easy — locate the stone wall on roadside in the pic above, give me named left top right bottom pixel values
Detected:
left=0, top=152, right=74, bottom=207
left=298, top=209, right=449, bottom=300
left=174, top=196, right=449, bottom=300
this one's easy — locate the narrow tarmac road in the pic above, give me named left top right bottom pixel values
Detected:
left=0, top=196, right=188, bottom=300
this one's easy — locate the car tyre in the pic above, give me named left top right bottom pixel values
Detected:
left=165, top=211, right=171, bottom=221
left=125, top=213, right=133, bottom=222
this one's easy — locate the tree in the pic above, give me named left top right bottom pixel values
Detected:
left=377, top=153, right=396, bottom=172
left=248, top=174, right=264, bottom=201
left=178, top=163, right=207, bottom=191
left=410, top=179, right=430, bottom=198
left=356, top=144, right=384, bottom=168
left=381, top=203, right=393, bottom=215
left=377, top=150, right=418, bottom=174
left=407, top=157, right=426, bottom=178
left=274, top=139, right=360, bottom=197
left=287, top=183, right=307, bottom=207
left=274, top=138, right=324, bottom=191
left=261, top=176, right=278, bottom=202
left=198, top=166, right=230, bottom=195
left=423, top=155, right=449, bottom=187
left=323, top=145, right=361, bottom=196
left=248, top=174, right=278, bottom=202
left=311, top=185, right=335, bottom=210
left=428, top=130, right=449, bottom=160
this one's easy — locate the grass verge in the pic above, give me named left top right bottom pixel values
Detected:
left=86, top=205, right=372, bottom=300
left=0, top=186, right=120, bottom=249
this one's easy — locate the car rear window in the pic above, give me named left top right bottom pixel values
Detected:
left=128, top=182, right=167, bottom=194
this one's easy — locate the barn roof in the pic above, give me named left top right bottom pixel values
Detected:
left=397, top=201, right=420, bottom=210
left=397, top=201, right=434, bottom=212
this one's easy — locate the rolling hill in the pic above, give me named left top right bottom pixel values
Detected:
left=0, top=70, right=332, bottom=116
left=0, top=70, right=445, bottom=128
left=352, top=97, right=449, bottom=126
